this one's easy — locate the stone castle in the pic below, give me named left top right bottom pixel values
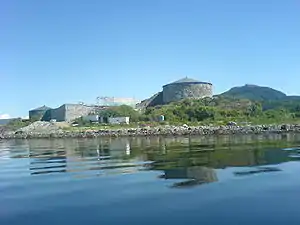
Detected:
left=29, top=77, right=213, bottom=122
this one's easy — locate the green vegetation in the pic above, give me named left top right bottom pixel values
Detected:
left=219, top=84, right=300, bottom=112
left=3, top=116, right=41, bottom=130
left=73, top=95, right=300, bottom=129
left=4, top=118, right=32, bottom=130
left=142, top=97, right=297, bottom=125
left=97, top=105, right=141, bottom=122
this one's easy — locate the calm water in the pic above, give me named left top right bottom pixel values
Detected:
left=1, top=134, right=300, bottom=225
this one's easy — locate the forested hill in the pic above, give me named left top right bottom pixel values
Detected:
left=218, top=84, right=300, bottom=111
left=219, top=84, right=287, bottom=101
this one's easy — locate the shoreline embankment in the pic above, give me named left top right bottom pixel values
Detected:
left=1, top=121, right=300, bottom=139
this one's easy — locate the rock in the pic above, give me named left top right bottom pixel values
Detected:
left=281, top=124, right=290, bottom=131
left=227, top=121, right=237, bottom=126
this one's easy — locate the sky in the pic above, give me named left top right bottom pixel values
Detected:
left=1, top=0, right=300, bottom=118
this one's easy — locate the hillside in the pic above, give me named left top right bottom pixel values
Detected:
left=141, top=97, right=264, bottom=124
left=217, top=84, right=300, bottom=112
left=219, top=84, right=287, bottom=101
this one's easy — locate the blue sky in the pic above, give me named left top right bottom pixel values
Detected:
left=1, top=0, right=299, bottom=118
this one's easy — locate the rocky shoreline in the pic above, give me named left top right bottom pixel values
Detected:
left=1, top=122, right=300, bottom=139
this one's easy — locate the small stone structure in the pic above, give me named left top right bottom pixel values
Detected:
left=162, top=78, right=213, bottom=104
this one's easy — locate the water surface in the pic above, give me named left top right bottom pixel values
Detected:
left=1, top=134, right=300, bottom=224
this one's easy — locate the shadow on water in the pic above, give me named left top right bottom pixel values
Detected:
left=2, top=133, right=300, bottom=187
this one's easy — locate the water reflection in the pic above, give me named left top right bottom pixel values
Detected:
left=2, top=133, right=300, bottom=188
left=24, top=138, right=149, bottom=177
left=159, top=166, right=218, bottom=188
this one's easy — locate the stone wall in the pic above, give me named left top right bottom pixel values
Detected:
left=65, top=104, right=95, bottom=122
left=136, top=92, right=164, bottom=109
left=41, top=110, right=52, bottom=121
left=50, top=105, right=66, bottom=122
left=148, top=91, right=164, bottom=107
left=162, top=83, right=213, bottom=104
left=48, top=104, right=95, bottom=122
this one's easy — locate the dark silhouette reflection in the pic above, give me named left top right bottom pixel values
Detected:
left=25, top=139, right=68, bottom=175
left=234, top=167, right=282, bottom=176
left=159, top=166, right=218, bottom=188
left=29, top=149, right=67, bottom=175
left=31, top=169, right=67, bottom=175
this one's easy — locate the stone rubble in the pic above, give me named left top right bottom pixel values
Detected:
left=1, top=122, right=300, bottom=139
left=17, top=121, right=62, bottom=133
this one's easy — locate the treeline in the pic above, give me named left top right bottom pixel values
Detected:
left=91, top=97, right=300, bottom=125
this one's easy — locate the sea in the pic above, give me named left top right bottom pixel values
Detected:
left=1, top=134, right=300, bottom=225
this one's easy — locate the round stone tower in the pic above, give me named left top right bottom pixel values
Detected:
left=162, top=77, right=213, bottom=104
